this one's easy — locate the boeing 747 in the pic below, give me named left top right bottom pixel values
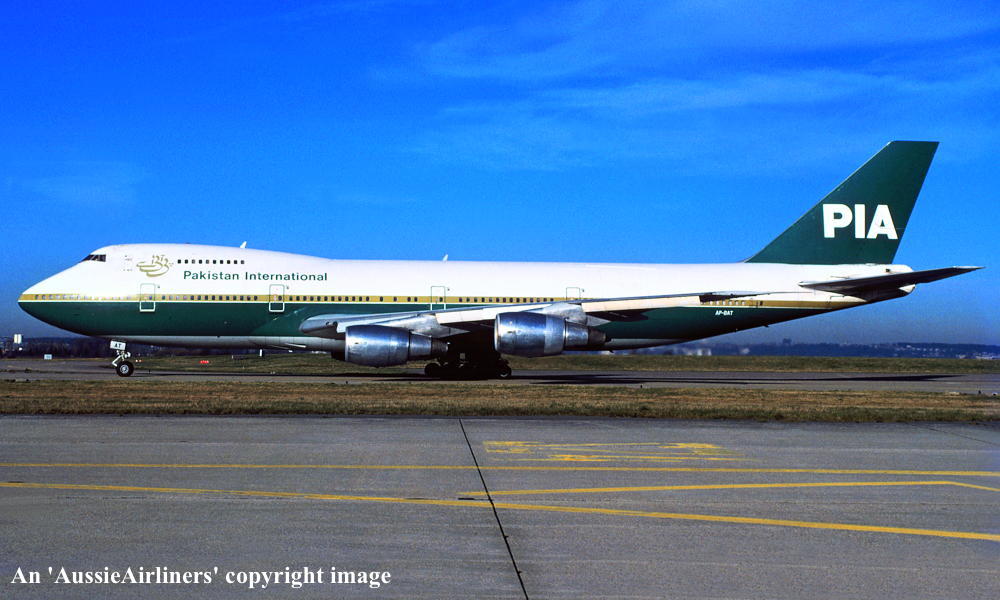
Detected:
left=19, top=141, right=981, bottom=377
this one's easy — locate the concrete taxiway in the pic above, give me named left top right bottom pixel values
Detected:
left=1, top=416, right=997, bottom=599
left=3, top=358, right=998, bottom=394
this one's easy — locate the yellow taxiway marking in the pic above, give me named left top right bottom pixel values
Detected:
left=483, top=441, right=742, bottom=463
left=464, top=480, right=999, bottom=496
left=487, top=442, right=725, bottom=448
left=947, top=481, right=1000, bottom=492
left=0, top=463, right=997, bottom=477
left=512, top=455, right=742, bottom=462
left=1, top=481, right=997, bottom=542
left=487, top=502, right=1000, bottom=542
left=0, top=482, right=481, bottom=509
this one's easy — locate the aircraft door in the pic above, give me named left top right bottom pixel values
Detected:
left=268, top=284, right=285, bottom=313
left=139, top=283, right=156, bottom=312
left=430, top=285, right=448, bottom=310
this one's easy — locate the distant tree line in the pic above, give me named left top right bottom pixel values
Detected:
left=1, top=337, right=258, bottom=358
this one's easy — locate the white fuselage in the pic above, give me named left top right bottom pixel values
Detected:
left=19, top=243, right=910, bottom=350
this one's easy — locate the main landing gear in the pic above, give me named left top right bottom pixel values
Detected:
left=110, top=340, right=134, bottom=377
left=424, top=349, right=512, bottom=380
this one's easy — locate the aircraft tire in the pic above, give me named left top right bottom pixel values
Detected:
left=116, top=361, right=135, bottom=377
left=424, top=363, right=442, bottom=377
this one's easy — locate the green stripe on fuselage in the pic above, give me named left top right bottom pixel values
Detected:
left=602, top=306, right=828, bottom=340
left=18, top=300, right=829, bottom=341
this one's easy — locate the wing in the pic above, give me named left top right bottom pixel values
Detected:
left=298, top=290, right=773, bottom=339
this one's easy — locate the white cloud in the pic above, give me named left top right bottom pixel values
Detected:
left=21, top=162, right=145, bottom=204
left=405, top=1, right=1000, bottom=172
left=413, top=64, right=1000, bottom=171
left=417, top=0, right=1000, bottom=81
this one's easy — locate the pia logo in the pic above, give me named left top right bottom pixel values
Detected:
left=822, top=204, right=897, bottom=240
left=136, top=255, right=171, bottom=277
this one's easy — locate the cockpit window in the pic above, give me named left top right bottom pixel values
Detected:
left=80, top=254, right=107, bottom=262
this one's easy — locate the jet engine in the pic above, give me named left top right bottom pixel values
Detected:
left=494, top=312, right=607, bottom=357
left=344, top=325, right=447, bottom=367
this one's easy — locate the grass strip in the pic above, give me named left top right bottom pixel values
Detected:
left=132, top=354, right=999, bottom=375
left=1, top=381, right=995, bottom=422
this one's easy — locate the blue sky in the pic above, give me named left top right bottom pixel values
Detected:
left=1, top=1, right=997, bottom=344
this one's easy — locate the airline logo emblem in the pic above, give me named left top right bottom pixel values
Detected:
left=137, top=255, right=171, bottom=277
left=822, top=204, right=897, bottom=239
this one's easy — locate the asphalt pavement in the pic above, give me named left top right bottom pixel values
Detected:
left=1, top=416, right=997, bottom=599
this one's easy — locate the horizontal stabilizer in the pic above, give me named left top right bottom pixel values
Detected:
left=800, top=266, right=982, bottom=295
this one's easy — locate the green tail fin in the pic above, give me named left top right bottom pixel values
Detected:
left=746, top=141, right=938, bottom=264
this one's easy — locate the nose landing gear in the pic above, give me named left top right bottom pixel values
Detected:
left=110, top=340, right=134, bottom=377
left=115, top=361, right=135, bottom=377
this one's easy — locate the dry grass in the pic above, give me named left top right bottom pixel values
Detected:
left=1, top=381, right=995, bottom=422
left=507, top=354, right=1000, bottom=374
left=134, top=353, right=999, bottom=375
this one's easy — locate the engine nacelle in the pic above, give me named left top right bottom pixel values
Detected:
left=344, top=325, right=447, bottom=367
left=494, top=312, right=607, bottom=357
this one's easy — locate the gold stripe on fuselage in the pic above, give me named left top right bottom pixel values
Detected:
left=17, top=293, right=860, bottom=309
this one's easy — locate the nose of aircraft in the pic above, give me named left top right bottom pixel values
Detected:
left=18, top=280, right=48, bottom=322
left=17, top=266, right=82, bottom=331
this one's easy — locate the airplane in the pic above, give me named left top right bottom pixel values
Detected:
left=18, top=141, right=981, bottom=378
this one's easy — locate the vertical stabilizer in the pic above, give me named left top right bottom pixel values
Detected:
left=746, top=141, right=938, bottom=264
